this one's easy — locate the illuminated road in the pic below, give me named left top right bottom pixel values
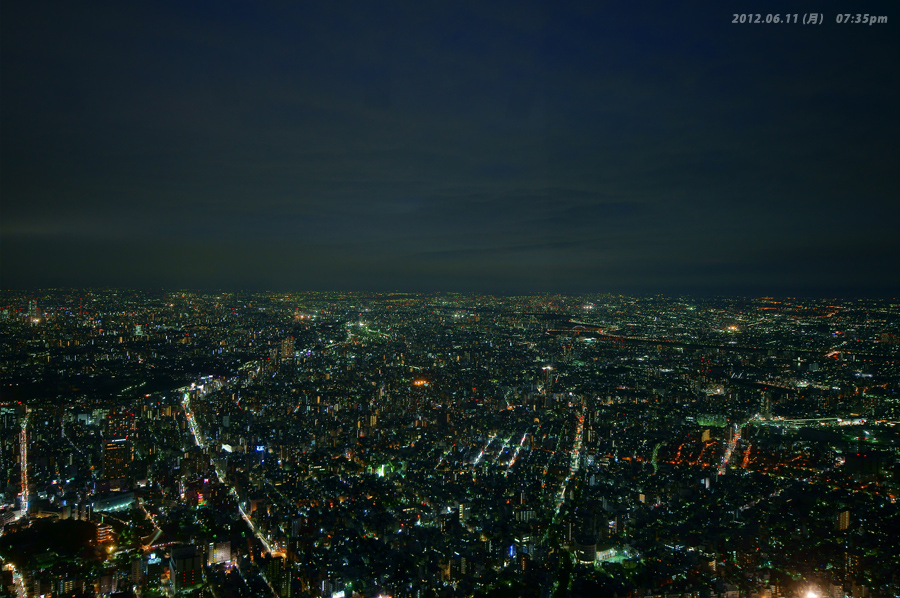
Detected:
left=434, top=446, right=452, bottom=470
left=237, top=502, right=276, bottom=554
left=182, top=384, right=279, bottom=557
left=554, top=409, right=585, bottom=518
left=137, top=497, right=164, bottom=548
left=183, top=391, right=206, bottom=449
left=505, top=432, right=528, bottom=476
left=0, top=556, right=26, bottom=598
left=61, top=423, right=86, bottom=457
left=718, top=424, right=744, bottom=476
left=741, top=443, right=752, bottom=469
left=472, top=434, right=497, bottom=467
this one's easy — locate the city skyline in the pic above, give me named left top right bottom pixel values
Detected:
left=2, top=2, right=898, bottom=296
left=0, top=289, right=897, bottom=596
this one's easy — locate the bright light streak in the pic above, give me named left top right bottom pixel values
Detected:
left=238, top=503, right=275, bottom=555
left=504, top=433, right=529, bottom=476
left=473, top=435, right=496, bottom=466
left=19, top=414, right=29, bottom=514
left=553, top=410, right=585, bottom=517
left=718, top=424, right=743, bottom=475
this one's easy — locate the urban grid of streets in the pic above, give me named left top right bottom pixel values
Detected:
left=0, top=291, right=898, bottom=598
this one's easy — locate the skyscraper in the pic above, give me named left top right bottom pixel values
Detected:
left=103, top=439, right=133, bottom=480
left=281, top=336, right=294, bottom=364
left=837, top=510, right=850, bottom=531
left=105, top=407, right=135, bottom=440
left=170, top=546, right=202, bottom=591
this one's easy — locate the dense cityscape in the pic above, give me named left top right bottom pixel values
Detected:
left=0, top=290, right=897, bottom=598
left=3, top=0, right=898, bottom=595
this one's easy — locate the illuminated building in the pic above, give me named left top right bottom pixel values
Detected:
left=208, top=541, right=231, bottom=565
left=170, top=546, right=202, bottom=591
left=105, top=407, right=136, bottom=440
left=102, top=439, right=133, bottom=480
left=96, top=523, right=114, bottom=544
left=837, top=510, right=849, bottom=531
left=281, top=336, right=295, bottom=364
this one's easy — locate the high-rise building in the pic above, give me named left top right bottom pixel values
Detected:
left=103, top=439, right=133, bottom=480
left=208, top=541, right=231, bottom=566
left=57, top=577, right=85, bottom=595
left=130, top=557, right=144, bottom=586
left=170, top=546, right=202, bottom=591
left=0, top=405, right=25, bottom=492
left=837, top=510, right=850, bottom=531
left=266, top=557, right=291, bottom=596
left=105, top=407, right=135, bottom=440
left=281, top=336, right=294, bottom=364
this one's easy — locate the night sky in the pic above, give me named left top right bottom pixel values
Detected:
left=2, top=1, right=898, bottom=295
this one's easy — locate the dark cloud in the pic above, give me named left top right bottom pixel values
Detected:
left=2, top=1, right=898, bottom=294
